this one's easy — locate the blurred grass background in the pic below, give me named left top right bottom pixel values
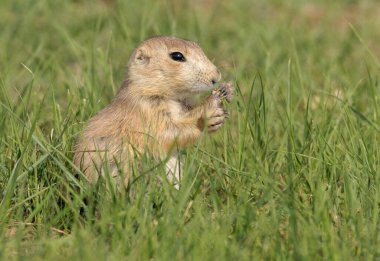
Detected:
left=1, top=0, right=380, bottom=260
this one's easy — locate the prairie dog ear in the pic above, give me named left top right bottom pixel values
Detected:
left=134, top=48, right=150, bottom=65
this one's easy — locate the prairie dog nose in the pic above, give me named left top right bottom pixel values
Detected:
left=211, top=69, right=221, bottom=85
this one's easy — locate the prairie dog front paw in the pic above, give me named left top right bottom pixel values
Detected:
left=216, top=81, right=234, bottom=103
left=197, top=104, right=228, bottom=133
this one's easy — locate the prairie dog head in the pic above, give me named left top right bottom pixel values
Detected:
left=126, top=36, right=221, bottom=98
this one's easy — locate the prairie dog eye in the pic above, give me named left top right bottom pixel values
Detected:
left=169, top=52, right=186, bottom=62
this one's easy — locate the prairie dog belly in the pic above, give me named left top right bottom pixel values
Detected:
left=165, top=155, right=182, bottom=190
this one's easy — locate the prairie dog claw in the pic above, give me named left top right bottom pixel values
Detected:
left=215, top=82, right=234, bottom=103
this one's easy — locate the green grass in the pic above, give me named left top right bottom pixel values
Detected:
left=1, top=0, right=380, bottom=259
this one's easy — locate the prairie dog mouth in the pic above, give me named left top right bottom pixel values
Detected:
left=191, top=82, right=215, bottom=93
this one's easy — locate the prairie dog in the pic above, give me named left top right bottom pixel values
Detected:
left=74, top=36, right=234, bottom=188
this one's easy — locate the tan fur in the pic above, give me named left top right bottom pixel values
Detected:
left=74, top=36, right=231, bottom=187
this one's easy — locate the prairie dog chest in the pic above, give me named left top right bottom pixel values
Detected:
left=165, top=100, right=186, bottom=120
